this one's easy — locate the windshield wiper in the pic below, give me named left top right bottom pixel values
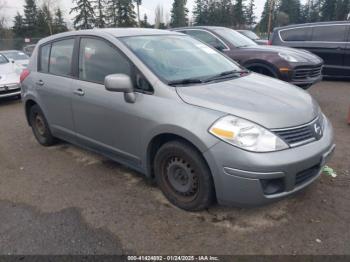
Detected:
left=204, top=70, right=248, bottom=83
left=168, top=78, right=203, bottom=86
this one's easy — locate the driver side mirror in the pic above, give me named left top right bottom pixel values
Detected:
left=213, top=44, right=225, bottom=52
left=105, top=74, right=136, bottom=103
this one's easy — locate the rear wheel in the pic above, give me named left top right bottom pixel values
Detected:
left=29, top=105, right=56, bottom=146
left=154, top=140, right=215, bottom=211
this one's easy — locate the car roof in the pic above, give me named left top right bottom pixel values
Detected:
left=172, top=26, right=229, bottom=31
left=38, top=28, right=183, bottom=45
left=274, top=21, right=350, bottom=31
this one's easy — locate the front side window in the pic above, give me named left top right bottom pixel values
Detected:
left=312, top=25, right=348, bottom=42
left=214, top=28, right=257, bottom=47
left=185, top=30, right=227, bottom=50
left=121, top=35, right=242, bottom=83
left=79, top=37, right=131, bottom=84
left=39, top=44, right=50, bottom=73
left=49, top=39, right=74, bottom=76
left=280, top=27, right=312, bottom=42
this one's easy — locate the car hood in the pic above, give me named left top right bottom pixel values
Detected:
left=176, top=73, right=320, bottom=129
left=240, top=45, right=322, bottom=63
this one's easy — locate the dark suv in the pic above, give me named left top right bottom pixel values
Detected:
left=271, top=21, right=350, bottom=78
left=173, top=26, right=324, bottom=89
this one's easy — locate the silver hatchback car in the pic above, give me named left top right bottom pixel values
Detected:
left=21, top=29, right=335, bottom=211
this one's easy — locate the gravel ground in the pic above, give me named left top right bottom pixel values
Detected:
left=0, top=80, right=349, bottom=255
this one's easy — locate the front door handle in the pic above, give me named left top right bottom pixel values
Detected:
left=36, top=80, right=44, bottom=86
left=73, top=89, right=85, bottom=96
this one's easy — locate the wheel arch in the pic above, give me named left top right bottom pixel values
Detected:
left=243, top=60, right=279, bottom=78
left=25, top=99, right=38, bottom=126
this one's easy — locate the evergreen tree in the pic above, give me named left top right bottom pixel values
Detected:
left=233, top=0, right=246, bottom=28
left=336, top=0, right=350, bottom=20
left=117, top=0, right=137, bottom=27
left=278, top=0, right=301, bottom=24
left=256, top=0, right=277, bottom=33
left=170, top=0, right=189, bottom=27
left=246, top=0, right=256, bottom=28
left=94, top=0, right=106, bottom=28
left=193, top=0, right=210, bottom=25
left=53, top=8, right=68, bottom=33
left=321, top=0, right=337, bottom=21
left=106, top=0, right=118, bottom=27
left=41, top=4, right=53, bottom=35
left=309, top=0, right=322, bottom=22
left=13, top=13, right=25, bottom=37
left=23, top=0, right=39, bottom=36
left=70, top=0, right=96, bottom=29
left=140, top=13, right=151, bottom=27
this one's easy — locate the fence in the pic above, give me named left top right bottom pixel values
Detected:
left=0, top=38, right=42, bottom=51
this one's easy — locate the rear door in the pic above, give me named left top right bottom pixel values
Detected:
left=344, top=26, right=350, bottom=76
left=309, top=24, right=347, bottom=76
left=35, top=38, right=75, bottom=141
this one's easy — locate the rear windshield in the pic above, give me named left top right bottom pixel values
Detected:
left=0, top=54, right=8, bottom=64
left=214, top=28, right=257, bottom=47
left=3, top=51, right=29, bottom=60
left=241, top=31, right=260, bottom=40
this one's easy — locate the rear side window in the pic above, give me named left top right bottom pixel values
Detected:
left=280, top=27, right=312, bottom=42
left=49, top=39, right=74, bottom=76
left=78, top=37, right=131, bottom=84
left=312, top=25, right=347, bottom=42
left=39, top=44, right=50, bottom=73
left=186, top=30, right=227, bottom=50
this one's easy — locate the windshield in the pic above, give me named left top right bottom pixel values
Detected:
left=0, top=54, right=8, bottom=64
left=2, top=51, right=29, bottom=60
left=241, top=31, right=260, bottom=40
left=214, top=28, right=257, bottom=48
left=120, top=35, right=242, bottom=83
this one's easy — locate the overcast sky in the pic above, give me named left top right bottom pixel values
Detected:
left=2, top=0, right=305, bottom=27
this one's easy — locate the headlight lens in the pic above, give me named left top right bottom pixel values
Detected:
left=209, top=116, right=289, bottom=152
left=278, top=52, right=306, bottom=63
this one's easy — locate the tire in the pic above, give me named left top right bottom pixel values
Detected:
left=154, top=140, right=215, bottom=211
left=29, top=104, right=57, bottom=146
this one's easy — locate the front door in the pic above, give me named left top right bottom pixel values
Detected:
left=71, top=37, right=149, bottom=167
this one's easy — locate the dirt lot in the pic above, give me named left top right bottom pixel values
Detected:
left=0, top=81, right=349, bottom=255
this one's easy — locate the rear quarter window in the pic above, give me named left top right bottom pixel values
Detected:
left=280, top=27, right=312, bottom=42
left=39, top=44, right=51, bottom=73
left=312, top=25, right=348, bottom=42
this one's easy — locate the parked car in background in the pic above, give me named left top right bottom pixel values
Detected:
left=1, top=50, right=30, bottom=69
left=23, top=44, right=36, bottom=57
left=0, top=53, right=21, bottom=99
left=173, top=26, right=324, bottom=89
left=271, top=21, right=350, bottom=79
left=21, top=29, right=335, bottom=211
left=237, top=30, right=268, bottom=45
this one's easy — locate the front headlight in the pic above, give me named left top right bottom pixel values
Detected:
left=209, top=116, right=289, bottom=152
left=278, top=52, right=307, bottom=63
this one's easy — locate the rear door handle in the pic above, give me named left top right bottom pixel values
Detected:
left=36, top=80, right=44, bottom=86
left=73, top=88, right=85, bottom=96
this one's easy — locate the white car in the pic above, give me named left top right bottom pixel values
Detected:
left=1, top=50, right=30, bottom=69
left=0, top=53, right=21, bottom=99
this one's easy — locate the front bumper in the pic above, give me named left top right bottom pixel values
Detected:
left=0, top=84, right=21, bottom=98
left=280, top=64, right=323, bottom=89
left=203, top=117, right=335, bottom=207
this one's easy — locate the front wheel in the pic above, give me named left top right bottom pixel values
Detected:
left=154, top=140, right=215, bottom=211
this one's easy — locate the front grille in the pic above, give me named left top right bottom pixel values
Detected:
left=274, top=125, right=315, bottom=146
left=295, top=165, right=320, bottom=186
left=293, top=66, right=322, bottom=81
left=273, top=116, right=324, bottom=147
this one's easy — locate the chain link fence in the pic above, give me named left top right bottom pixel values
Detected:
left=0, top=38, right=41, bottom=52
